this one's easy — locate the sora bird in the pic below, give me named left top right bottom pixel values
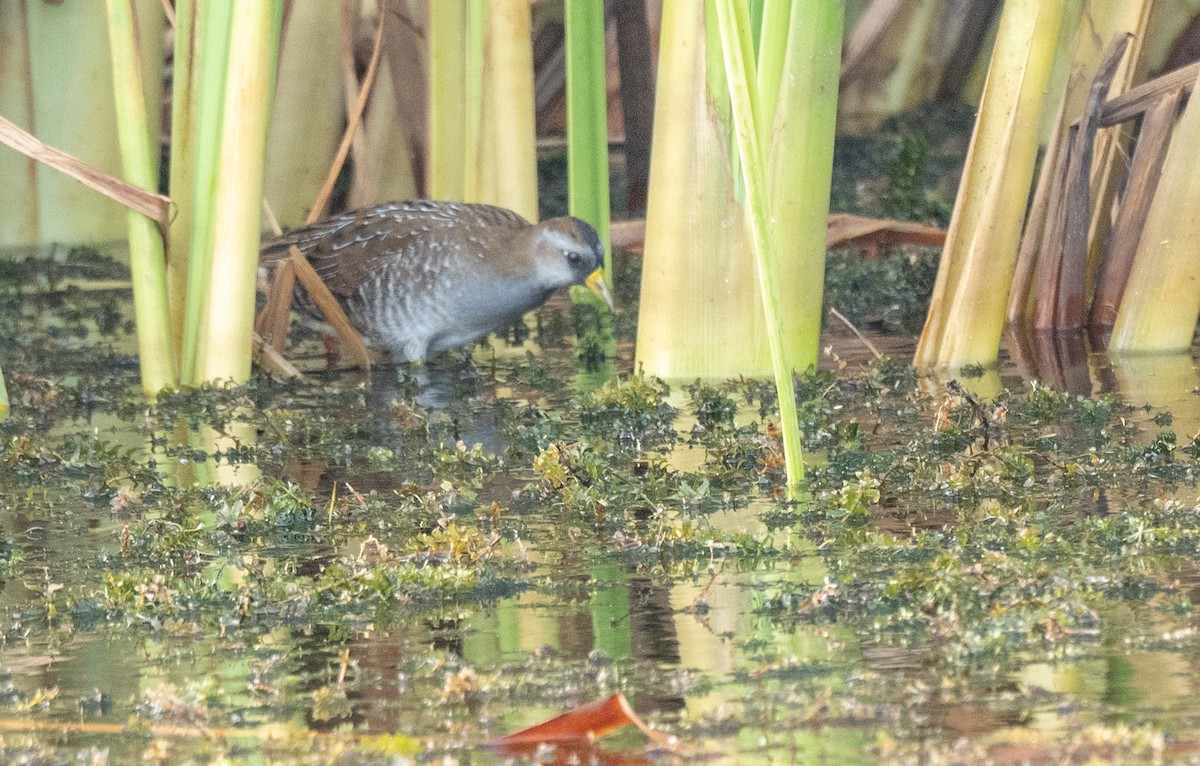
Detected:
left=260, top=199, right=614, bottom=363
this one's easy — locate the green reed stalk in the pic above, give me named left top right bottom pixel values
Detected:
left=564, top=0, right=614, bottom=370
left=713, top=0, right=804, bottom=497
left=180, top=1, right=233, bottom=383
left=564, top=0, right=611, bottom=269
left=167, top=0, right=197, bottom=354
left=105, top=0, right=176, bottom=396
left=463, top=0, right=488, bottom=202
left=748, top=0, right=765, bottom=54
left=753, top=0, right=789, bottom=138
left=766, top=0, right=842, bottom=372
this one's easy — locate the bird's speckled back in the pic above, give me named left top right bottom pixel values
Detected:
left=260, top=200, right=532, bottom=297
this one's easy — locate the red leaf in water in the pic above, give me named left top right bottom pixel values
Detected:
left=486, top=694, right=676, bottom=761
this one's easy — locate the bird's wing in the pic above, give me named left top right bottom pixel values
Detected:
left=259, top=201, right=530, bottom=297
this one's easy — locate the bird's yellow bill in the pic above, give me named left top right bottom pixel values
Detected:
left=585, top=268, right=615, bottom=311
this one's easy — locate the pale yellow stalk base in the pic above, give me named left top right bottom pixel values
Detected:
left=637, top=0, right=837, bottom=379
left=482, top=0, right=538, bottom=221
left=106, top=0, right=176, bottom=396
left=915, top=0, right=1065, bottom=369
left=195, top=5, right=276, bottom=383
left=1111, top=66, right=1200, bottom=353
left=635, top=0, right=770, bottom=379
left=428, top=0, right=468, bottom=201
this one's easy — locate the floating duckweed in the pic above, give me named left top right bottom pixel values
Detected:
left=688, top=381, right=738, bottom=429
left=578, top=373, right=676, bottom=446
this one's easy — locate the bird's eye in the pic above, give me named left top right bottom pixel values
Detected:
left=565, top=251, right=582, bottom=265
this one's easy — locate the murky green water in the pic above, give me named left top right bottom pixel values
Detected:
left=5, top=247, right=1200, bottom=764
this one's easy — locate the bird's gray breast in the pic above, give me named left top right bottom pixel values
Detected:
left=425, top=269, right=548, bottom=355
left=349, top=240, right=461, bottom=361
left=346, top=237, right=539, bottom=361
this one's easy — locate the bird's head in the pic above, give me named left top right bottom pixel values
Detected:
left=529, top=217, right=614, bottom=310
